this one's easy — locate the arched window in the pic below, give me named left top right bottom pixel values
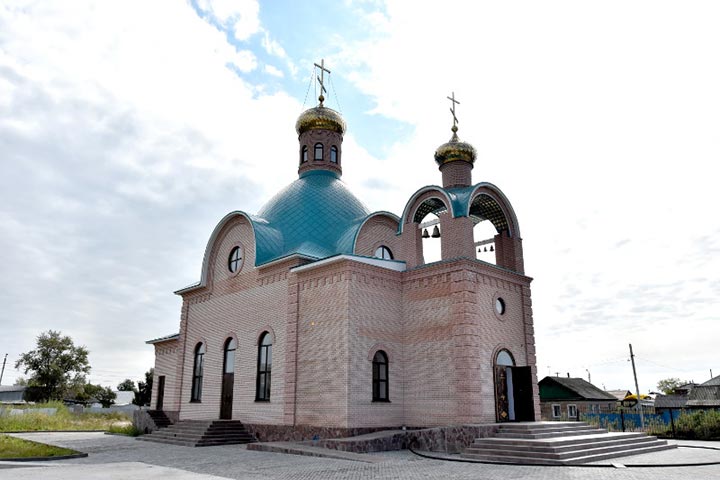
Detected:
left=301, top=145, right=308, bottom=163
left=374, top=245, right=393, bottom=260
left=256, top=333, right=272, bottom=401
left=314, top=143, right=323, bottom=161
left=191, top=343, right=205, bottom=402
left=372, top=350, right=389, bottom=402
left=330, top=145, right=338, bottom=163
left=496, top=349, right=514, bottom=366
left=223, top=338, right=236, bottom=374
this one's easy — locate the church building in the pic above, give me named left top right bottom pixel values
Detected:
left=147, top=65, right=540, bottom=438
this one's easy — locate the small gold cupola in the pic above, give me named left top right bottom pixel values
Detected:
left=296, top=59, right=345, bottom=177
left=434, top=92, right=476, bottom=188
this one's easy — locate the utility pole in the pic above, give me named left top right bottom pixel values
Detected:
left=629, top=344, right=644, bottom=429
left=0, top=354, right=7, bottom=385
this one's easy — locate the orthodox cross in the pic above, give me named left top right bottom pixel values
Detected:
left=447, top=91, right=460, bottom=130
left=314, top=59, right=331, bottom=106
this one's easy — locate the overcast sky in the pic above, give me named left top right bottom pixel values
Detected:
left=1, top=1, right=718, bottom=395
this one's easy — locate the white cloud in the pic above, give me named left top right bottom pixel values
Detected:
left=264, top=64, right=284, bottom=78
left=230, top=49, right=258, bottom=72
left=0, top=0, right=300, bottom=386
left=328, top=0, right=720, bottom=392
left=197, top=0, right=261, bottom=41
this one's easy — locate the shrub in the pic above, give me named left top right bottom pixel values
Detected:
left=674, top=410, right=720, bottom=440
left=107, top=424, right=141, bottom=436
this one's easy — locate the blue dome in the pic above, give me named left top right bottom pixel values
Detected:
left=253, top=170, right=370, bottom=265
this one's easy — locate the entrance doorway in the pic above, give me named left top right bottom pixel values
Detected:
left=156, top=375, right=165, bottom=410
left=220, top=338, right=236, bottom=419
left=494, top=350, right=534, bottom=422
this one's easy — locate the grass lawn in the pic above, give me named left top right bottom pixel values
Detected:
left=0, top=401, right=131, bottom=432
left=0, top=434, right=78, bottom=459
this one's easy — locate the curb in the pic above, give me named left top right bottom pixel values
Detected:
left=2, top=430, right=105, bottom=434
left=0, top=452, right=88, bottom=462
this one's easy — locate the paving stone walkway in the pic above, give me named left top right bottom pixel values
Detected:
left=1, top=432, right=719, bottom=479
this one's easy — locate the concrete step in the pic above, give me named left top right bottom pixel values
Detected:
left=464, top=442, right=674, bottom=465
left=469, top=434, right=655, bottom=454
left=470, top=432, right=648, bottom=448
left=466, top=437, right=667, bottom=461
left=139, top=419, right=256, bottom=447
left=462, top=421, right=677, bottom=465
left=495, top=428, right=605, bottom=439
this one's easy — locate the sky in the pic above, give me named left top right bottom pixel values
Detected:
left=1, top=1, right=718, bottom=395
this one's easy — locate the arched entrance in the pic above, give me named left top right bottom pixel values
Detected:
left=494, top=349, right=534, bottom=422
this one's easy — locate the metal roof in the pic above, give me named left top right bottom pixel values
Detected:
left=654, top=394, right=688, bottom=409
left=687, top=385, right=720, bottom=407
left=701, top=375, right=720, bottom=387
left=539, top=376, right=618, bottom=401
left=146, top=333, right=180, bottom=344
left=0, top=386, right=26, bottom=392
left=254, top=170, right=370, bottom=266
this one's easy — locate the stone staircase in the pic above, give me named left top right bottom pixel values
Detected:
left=146, top=410, right=173, bottom=429
left=462, top=422, right=675, bottom=465
left=138, top=420, right=256, bottom=447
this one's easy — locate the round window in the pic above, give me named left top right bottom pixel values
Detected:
left=228, top=246, right=244, bottom=273
left=495, top=297, right=506, bottom=315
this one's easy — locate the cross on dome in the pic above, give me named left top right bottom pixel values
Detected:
left=314, top=59, right=331, bottom=106
left=447, top=91, right=460, bottom=133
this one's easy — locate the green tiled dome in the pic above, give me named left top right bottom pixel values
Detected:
left=254, top=170, right=370, bottom=265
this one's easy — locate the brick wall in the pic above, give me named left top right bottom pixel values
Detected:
left=354, top=215, right=401, bottom=260
left=151, top=338, right=179, bottom=411
left=177, top=217, right=287, bottom=424
left=294, top=263, right=351, bottom=427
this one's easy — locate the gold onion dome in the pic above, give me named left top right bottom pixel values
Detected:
left=434, top=126, right=477, bottom=166
left=295, top=105, right=346, bottom=136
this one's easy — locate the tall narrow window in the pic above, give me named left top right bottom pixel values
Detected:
left=191, top=343, right=205, bottom=402
left=256, top=333, right=272, bottom=401
left=372, top=350, right=389, bottom=402
left=330, top=145, right=338, bottom=163
left=314, top=143, right=323, bottom=161
left=223, top=338, right=236, bottom=374
left=301, top=145, right=308, bottom=163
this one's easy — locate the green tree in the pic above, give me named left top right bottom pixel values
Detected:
left=94, top=386, right=117, bottom=408
left=70, top=383, right=116, bottom=407
left=117, top=379, right=137, bottom=392
left=133, top=368, right=154, bottom=406
left=15, top=330, right=91, bottom=402
left=657, top=377, right=689, bottom=395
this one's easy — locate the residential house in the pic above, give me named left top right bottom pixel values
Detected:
left=539, top=376, right=617, bottom=420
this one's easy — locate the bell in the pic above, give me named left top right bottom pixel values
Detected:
left=490, top=245, right=494, bottom=252
left=422, top=228, right=429, bottom=239
left=477, top=247, right=482, bottom=253
left=431, top=225, right=441, bottom=238
left=483, top=246, right=487, bottom=252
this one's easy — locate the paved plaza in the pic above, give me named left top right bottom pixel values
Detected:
left=1, top=432, right=720, bottom=479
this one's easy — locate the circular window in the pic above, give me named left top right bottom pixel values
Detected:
left=228, top=246, right=244, bottom=273
left=495, top=297, right=506, bottom=315
left=374, top=246, right=393, bottom=260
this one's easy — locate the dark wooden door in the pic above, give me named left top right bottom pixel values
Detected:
left=511, top=366, right=535, bottom=421
left=156, top=376, right=165, bottom=410
left=220, top=373, right=234, bottom=419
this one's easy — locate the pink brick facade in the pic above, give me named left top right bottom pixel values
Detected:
left=149, top=100, right=539, bottom=432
